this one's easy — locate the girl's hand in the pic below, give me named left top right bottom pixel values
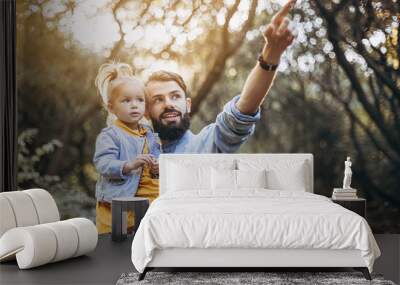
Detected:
left=150, top=162, right=159, bottom=176
left=123, top=154, right=155, bottom=174
left=148, top=156, right=159, bottom=177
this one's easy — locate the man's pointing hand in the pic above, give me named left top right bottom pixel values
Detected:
left=262, top=0, right=296, bottom=64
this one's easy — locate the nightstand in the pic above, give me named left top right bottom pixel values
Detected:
left=331, top=198, right=366, bottom=218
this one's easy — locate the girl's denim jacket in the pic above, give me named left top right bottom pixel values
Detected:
left=93, top=124, right=161, bottom=203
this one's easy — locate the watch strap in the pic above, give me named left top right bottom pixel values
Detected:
left=258, top=54, right=279, bottom=71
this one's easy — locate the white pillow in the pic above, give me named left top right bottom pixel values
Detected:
left=211, top=169, right=268, bottom=191
left=236, top=169, right=267, bottom=189
left=211, top=168, right=236, bottom=190
left=237, top=159, right=307, bottom=191
left=165, top=159, right=236, bottom=193
left=167, top=162, right=211, bottom=191
left=266, top=166, right=306, bottom=191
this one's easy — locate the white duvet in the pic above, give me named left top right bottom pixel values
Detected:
left=131, top=190, right=380, bottom=273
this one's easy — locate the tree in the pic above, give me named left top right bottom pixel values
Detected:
left=105, top=0, right=258, bottom=115
left=16, top=0, right=103, bottom=211
left=309, top=0, right=400, bottom=207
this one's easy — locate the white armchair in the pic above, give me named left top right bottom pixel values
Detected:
left=0, top=188, right=98, bottom=269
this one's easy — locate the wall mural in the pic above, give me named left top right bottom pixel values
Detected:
left=16, top=0, right=399, bottom=233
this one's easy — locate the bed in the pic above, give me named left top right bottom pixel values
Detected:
left=131, top=154, right=380, bottom=281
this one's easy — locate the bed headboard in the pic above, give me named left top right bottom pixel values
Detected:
left=159, top=153, right=314, bottom=195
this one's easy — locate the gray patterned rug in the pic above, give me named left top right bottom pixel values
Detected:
left=116, top=271, right=396, bottom=285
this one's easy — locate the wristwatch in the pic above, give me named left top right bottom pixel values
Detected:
left=258, top=54, right=279, bottom=71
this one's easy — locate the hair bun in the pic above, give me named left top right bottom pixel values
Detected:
left=95, top=61, right=134, bottom=104
left=108, top=63, right=133, bottom=81
left=95, top=61, right=139, bottom=127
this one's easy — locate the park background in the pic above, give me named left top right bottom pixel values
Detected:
left=16, top=0, right=399, bottom=232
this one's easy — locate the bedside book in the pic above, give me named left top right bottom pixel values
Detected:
left=332, top=188, right=358, bottom=199
left=333, top=188, right=357, bottom=193
left=332, top=192, right=358, bottom=198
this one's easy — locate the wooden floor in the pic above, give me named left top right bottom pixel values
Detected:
left=0, top=234, right=398, bottom=285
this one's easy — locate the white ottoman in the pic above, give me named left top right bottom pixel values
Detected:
left=0, top=189, right=98, bottom=269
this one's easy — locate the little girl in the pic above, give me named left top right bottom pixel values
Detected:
left=93, top=62, right=160, bottom=234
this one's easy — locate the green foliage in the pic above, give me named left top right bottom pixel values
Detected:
left=17, top=128, right=62, bottom=186
left=17, top=128, right=96, bottom=220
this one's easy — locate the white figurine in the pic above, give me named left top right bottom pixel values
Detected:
left=342, top=156, right=352, bottom=189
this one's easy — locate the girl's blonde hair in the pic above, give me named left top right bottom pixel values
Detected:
left=95, top=61, right=144, bottom=126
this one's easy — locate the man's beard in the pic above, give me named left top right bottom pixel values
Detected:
left=152, top=109, right=191, bottom=141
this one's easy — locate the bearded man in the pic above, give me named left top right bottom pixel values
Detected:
left=146, top=0, right=296, bottom=153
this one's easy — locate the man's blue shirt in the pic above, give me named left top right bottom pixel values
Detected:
left=162, top=95, right=261, bottom=153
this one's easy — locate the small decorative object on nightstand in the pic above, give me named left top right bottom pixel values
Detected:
left=332, top=156, right=358, bottom=199
left=332, top=157, right=366, bottom=217
left=343, top=156, right=353, bottom=189
left=331, top=198, right=366, bottom=218
left=111, top=197, right=149, bottom=242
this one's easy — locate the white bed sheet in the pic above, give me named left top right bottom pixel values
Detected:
left=131, top=190, right=380, bottom=273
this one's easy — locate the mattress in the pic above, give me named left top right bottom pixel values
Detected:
left=131, top=190, right=380, bottom=273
